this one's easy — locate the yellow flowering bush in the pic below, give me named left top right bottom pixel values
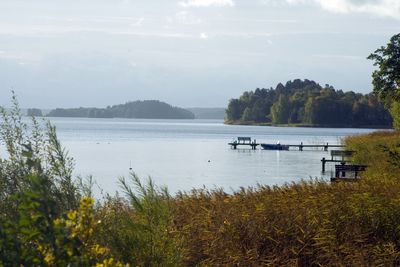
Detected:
left=48, top=197, right=128, bottom=266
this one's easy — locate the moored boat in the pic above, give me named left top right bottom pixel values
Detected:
left=261, top=144, right=289, bottom=150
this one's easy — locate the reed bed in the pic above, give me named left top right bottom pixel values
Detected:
left=170, top=178, right=400, bottom=266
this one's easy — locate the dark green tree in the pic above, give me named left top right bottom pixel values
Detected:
left=271, top=95, right=290, bottom=124
left=368, top=33, right=400, bottom=129
left=368, top=33, right=400, bottom=103
left=241, top=107, right=253, bottom=121
left=226, top=99, right=243, bottom=121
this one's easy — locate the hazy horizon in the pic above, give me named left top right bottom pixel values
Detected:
left=0, top=0, right=399, bottom=109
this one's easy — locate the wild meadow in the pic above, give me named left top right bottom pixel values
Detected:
left=1, top=97, right=400, bottom=266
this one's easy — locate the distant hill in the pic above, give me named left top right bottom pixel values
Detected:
left=47, top=100, right=195, bottom=119
left=186, top=108, right=225, bottom=119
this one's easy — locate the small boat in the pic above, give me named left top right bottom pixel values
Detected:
left=261, top=144, right=289, bottom=150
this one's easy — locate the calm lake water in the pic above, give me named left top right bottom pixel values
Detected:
left=46, top=118, right=378, bottom=195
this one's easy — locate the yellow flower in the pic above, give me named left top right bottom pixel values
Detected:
left=44, top=252, right=55, bottom=265
left=67, top=210, right=77, bottom=221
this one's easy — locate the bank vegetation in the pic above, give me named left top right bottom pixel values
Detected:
left=1, top=95, right=400, bottom=266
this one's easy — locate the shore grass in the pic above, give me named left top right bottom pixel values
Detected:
left=167, top=131, right=400, bottom=265
left=345, top=130, right=400, bottom=180
left=170, top=180, right=400, bottom=266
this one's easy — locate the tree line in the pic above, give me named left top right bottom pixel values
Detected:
left=47, top=100, right=195, bottom=119
left=226, top=79, right=392, bottom=127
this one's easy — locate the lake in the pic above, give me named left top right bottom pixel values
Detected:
left=47, top=117, right=378, bottom=195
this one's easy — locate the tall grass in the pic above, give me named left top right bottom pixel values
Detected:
left=346, top=131, right=400, bottom=180
left=172, top=179, right=400, bottom=266
left=95, top=174, right=182, bottom=266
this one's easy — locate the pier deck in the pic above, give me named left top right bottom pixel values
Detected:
left=286, top=143, right=344, bottom=151
left=228, top=139, right=344, bottom=151
left=321, top=150, right=355, bottom=172
left=229, top=137, right=259, bottom=150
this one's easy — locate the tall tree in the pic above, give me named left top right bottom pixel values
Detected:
left=271, top=95, right=290, bottom=124
left=368, top=33, right=400, bottom=103
left=226, top=99, right=243, bottom=121
left=368, top=34, right=400, bottom=129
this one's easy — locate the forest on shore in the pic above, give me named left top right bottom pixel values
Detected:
left=47, top=100, right=195, bottom=119
left=226, top=79, right=392, bottom=128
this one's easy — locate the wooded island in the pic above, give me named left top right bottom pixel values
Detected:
left=47, top=100, right=195, bottom=119
left=226, top=79, right=392, bottom=128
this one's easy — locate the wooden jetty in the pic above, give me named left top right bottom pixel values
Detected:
left=331, top=164, right=367, bottom=182
left=287, top=142, right=344, bottom=151
left=229, top=137, right=259, bottom=150
left=321, top=150, right=354, bottom=172
left=228, top=138, right=344, bottom=151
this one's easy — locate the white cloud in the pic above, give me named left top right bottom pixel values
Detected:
left=200, top=32, right=209, bottom=39
left=179, top=0, right=235, bottom=7
left=0, top=50, right=42, bottom=65
left=130, top=18, right=145, bottom=27
left=174, top=11, right=202, bottom=24
left=312, top=54, right=364, bottom=60
left=286, top=0, right=400, bottom=18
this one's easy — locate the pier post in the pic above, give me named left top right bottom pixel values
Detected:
left=321, top=157, right=326, bottom=172
left=300, top=142, right=303, bottom=151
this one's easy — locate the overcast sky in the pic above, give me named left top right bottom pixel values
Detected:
left=0, top=0, right=399, bottom=108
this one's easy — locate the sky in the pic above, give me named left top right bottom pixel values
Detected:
left=0, top=0, right=399, bottom=108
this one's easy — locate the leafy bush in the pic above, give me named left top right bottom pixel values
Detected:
left=0, top=145, right=127, bottom=266
left=0, top=92, right=79, bottom=219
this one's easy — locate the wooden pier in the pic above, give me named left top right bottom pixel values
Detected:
left=331, top=164, right=367, bottom=182
left=228, top=138, right=344, bottom=151
left=228, top=138, right=367, bottom=183
left=321, top=150, right=354, bottom=172
left=229, top=137, right=259, bottom=150
left=287, top=142, right=344, bottom=151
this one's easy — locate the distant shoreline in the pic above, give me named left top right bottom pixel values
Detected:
left=224, top=120, right=393, bottom=129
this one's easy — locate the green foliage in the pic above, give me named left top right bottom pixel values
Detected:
left=271, top=94, right=290, bottom=124
left=368, top=33, right=400, bottom=130
left=226, top=99, right=244, bottom=121
left=346, top=131, right=400, bottom=180
left=0, top=92, right=79, bottom=220
left=0, top=145, right=127, bottom=266
left=391, top=101, right=400, bottom=131
left=47, top=100, right=195, bottom=119
left=368, top=33, right=400, bottom=104
left=225, top=79, right=392, bottom=127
